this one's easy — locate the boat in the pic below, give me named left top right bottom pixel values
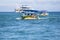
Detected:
left=15, top=5, right=49, bottom=20
left=40, top=10, right=49, bottom=16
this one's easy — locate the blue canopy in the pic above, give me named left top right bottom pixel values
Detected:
left=23, top=10, right=40, bottom=13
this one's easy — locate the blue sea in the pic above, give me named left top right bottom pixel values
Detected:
left=0, top=12, right=60, bottom=40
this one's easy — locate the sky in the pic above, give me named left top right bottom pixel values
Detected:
left=0, top=0, right=60, bottom=12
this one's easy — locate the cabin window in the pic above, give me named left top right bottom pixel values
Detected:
left=28, top=14, right=29, bottom=15
left=31, top=14, right=33, bottom=15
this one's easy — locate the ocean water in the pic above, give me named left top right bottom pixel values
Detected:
left=0, top=12, right=60, bottom=40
